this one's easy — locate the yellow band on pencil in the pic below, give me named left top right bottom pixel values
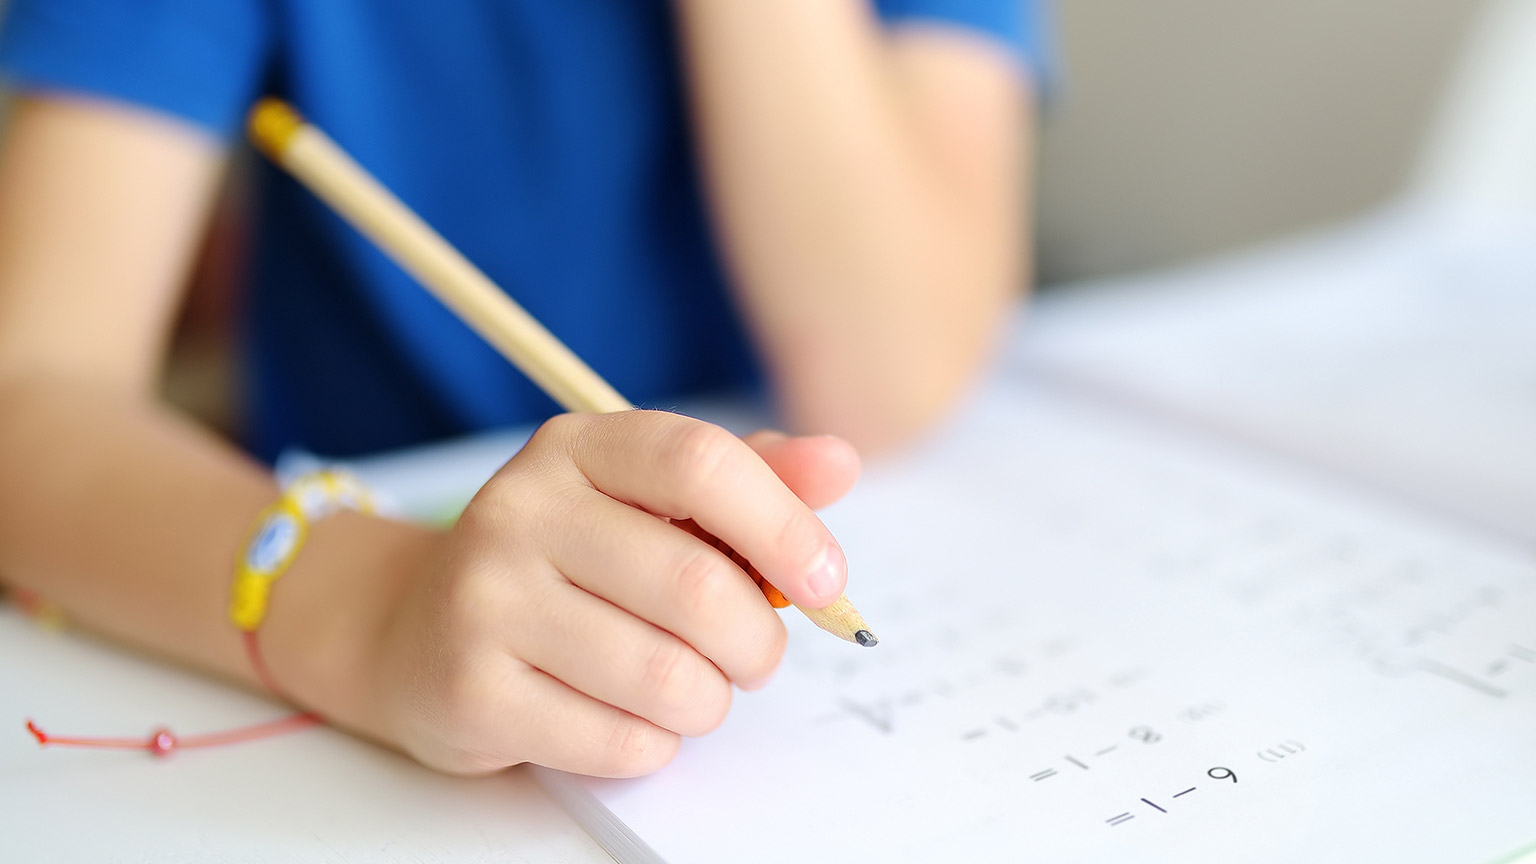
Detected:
left=248, top=98, right=306, bottom=159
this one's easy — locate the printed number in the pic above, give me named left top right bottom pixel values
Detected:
left=1128, top=725, right=1162, bottom=744
left=1178, top=701, right=1226, bottom=723
left=1208, top=766, right=1237, bottom=783
left=1044, top=690, right=1095, bottom=714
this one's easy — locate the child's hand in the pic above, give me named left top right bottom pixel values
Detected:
left=369, top=411, right=860, bottom=776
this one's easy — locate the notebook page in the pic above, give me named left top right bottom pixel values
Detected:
left=543, top=380, right=1536, bottom=864
left=1017, top=205, right=1536, bottom=545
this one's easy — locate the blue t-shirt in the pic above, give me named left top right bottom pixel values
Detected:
left=0, top=0, right=1050, bottom=460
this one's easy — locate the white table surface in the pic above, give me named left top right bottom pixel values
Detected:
left=5, top=203, right=1534, bottom=860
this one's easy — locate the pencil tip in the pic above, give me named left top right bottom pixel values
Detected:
left=854, top=629, right=878, bottom=647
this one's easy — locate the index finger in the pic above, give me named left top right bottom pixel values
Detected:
left=552, top=411, right=847, bottom=608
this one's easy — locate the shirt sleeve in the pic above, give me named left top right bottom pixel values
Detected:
left=0, top=0, right=272, bottom=137
left=874, top=0, right=1056, bottom=88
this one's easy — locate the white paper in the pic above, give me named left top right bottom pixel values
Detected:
left=544, top=382, right=1536, bottom=864
left=1016, top=204, right=1536, bottom=545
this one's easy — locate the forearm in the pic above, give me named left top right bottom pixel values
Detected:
left=675, top=1, right=1030, bottom=450
left=0, top=377, right=436, bottom=739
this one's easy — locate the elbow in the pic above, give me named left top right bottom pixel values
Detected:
left=764, top=202, right=1032, bottom=455
left=777, top=287, right=1022, bottom=458
left=822, top=377, right=975, bottom=457
left=796, top=344, right=996, bottom=457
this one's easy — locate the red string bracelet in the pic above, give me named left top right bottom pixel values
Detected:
left=23, top=470, right=371, bottom=757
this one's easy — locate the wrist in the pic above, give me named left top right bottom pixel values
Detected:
left=254, top=510, right=441, bottom=742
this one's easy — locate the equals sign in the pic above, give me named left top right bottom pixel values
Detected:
left=1030, top=768, right=1058, bottom=782
left=1106, top=813, right=1134, bottom=827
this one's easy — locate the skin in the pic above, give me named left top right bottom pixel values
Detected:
left=0, top=5, right=1031, bottom=777
left=677, top=5, right=1032, bottom=450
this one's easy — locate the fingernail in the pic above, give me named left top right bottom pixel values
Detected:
left=806, top=544, right=846, bottom=603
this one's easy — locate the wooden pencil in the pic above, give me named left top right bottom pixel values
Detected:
left=247, top=98, right=877, bottom=647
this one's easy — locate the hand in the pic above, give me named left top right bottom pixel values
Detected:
left=366, top=411, right=860, bottom=776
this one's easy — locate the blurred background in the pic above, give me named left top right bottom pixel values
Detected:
left=0, top=0, right=1489, bottom=285
left=0, top=0, right=1496, bottom=421
left=1035, top=0, right=1484, bottom=283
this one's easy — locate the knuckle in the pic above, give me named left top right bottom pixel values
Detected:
left=464, top=482, right=538, bottom=546
left=602, top=717, right=679, bottom=777
left=640, top=637, right=695, bottom=703
left=514, top=414, right=587, bottom=480
left=531, top=412, right=583, bottom=448
left=493, top=454, right=570, bottom=506
left=662, top=422, right=739, bottom=498
left=453, top=489, right=510, bottom=540
left=475, top=473, right=585, bottom=551
left=648, top=649, right=733, bottom=737
left=672, top=544, right=732, bottom=621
